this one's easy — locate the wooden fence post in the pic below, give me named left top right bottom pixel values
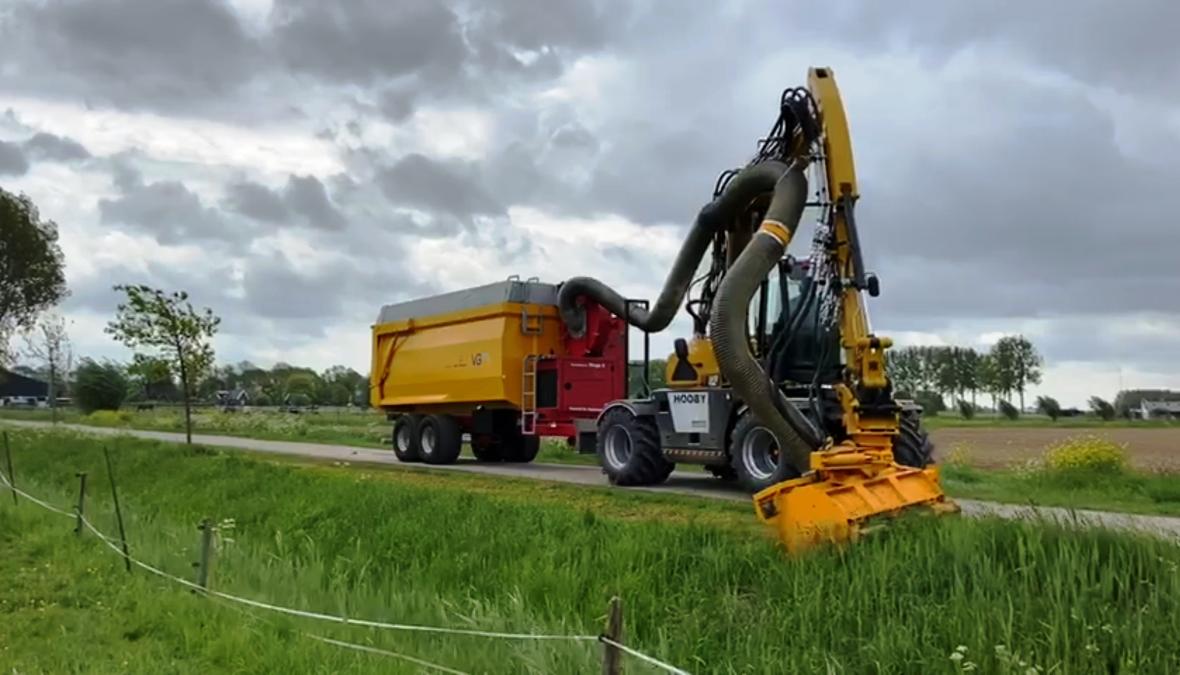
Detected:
left=74, top=472, right=88, bottom=537
left=603, top=596, right=623, bottom=675
left=194, top=518, right=213, bottom=592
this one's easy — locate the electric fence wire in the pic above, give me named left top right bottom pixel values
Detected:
left=3, top=471, right=693, bottom=675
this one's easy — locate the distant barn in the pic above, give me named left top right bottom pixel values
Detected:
left=1136, top=400, right=1180, bottom=420
left=0, top=369, right=49, bottom=407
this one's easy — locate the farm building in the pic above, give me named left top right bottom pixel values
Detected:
left=1135, top=400, right=1180, bottom=420
left=0, top=369, right=49, bottom=407
left=215, top=389, right=249, bottom=411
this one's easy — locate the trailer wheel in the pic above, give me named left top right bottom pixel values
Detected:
left=893, top=408, right=935, bottom=469
left=501, top=434, right=540, bottom=463
left=471, top=435, right=502, bottom=462
left=729, top=412, right=802, bottom=493
left=418, top=415, right=462, bottom=465
left=596, top=407, right=673, bottom=486
left=392, top=415, right=420, bottom=462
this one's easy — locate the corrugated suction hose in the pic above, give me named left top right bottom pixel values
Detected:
left=558, top=161, right=793, bottom=336
left=710, top=167, right=822, bottom=474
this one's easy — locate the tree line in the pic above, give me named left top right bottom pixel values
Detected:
left=887, top=336, right=1044, bottom=413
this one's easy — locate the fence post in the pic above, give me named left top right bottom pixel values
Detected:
left=3, top=431, right=15, bottom=506
left=603, top=596, right=623, bottom=675
left=103, top=446, right=132, bottom=573
left=194, top=518, right=213, bottom=592
left=74, top=472, right=88, bottom=537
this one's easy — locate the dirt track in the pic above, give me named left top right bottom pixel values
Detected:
left=930, top=427, right=1180, bottom=470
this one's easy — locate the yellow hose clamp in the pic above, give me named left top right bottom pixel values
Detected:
left=758, top=219, right=792, bottom=246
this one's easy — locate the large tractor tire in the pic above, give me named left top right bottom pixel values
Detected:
left=391, top=415, right=420, bottom=462
left=418, top=414, right=463, bottom=465
left=596, top=407, right=674, bottom=486
left=729, top=412, right=803, bottom=493
left=893, top=408, right=936, bottom=469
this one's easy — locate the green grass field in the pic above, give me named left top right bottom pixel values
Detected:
left=3, top=428, right=1180, bottom=673
left=3, top=406, right=1180, bottom=516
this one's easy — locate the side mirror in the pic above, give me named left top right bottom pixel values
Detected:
left=866, top=273, right=880, bottom=298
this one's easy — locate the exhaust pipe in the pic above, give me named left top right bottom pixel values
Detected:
left=710, top=166, right=822, bottom=474
left=558, top=161, right=793, bottom=336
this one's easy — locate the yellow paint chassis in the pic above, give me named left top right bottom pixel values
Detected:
left=370, top=299, right=560, bottom=415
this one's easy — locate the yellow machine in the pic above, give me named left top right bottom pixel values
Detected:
left=557, top=67, right=958, bottom=552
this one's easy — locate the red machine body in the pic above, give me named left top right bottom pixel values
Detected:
left=532, top=302, right=628, bottom=442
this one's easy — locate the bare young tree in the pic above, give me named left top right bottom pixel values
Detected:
left=106, top=285, right=220, bottom=444
left=22, top=313, right=71, bottom=423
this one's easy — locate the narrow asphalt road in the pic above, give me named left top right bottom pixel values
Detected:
left=6, top=419, right=1180, bottom=539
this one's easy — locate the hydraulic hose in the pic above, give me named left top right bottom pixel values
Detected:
left=558, top=161, right=792, bottom=337
left=710, top=166, right=823, bottom=474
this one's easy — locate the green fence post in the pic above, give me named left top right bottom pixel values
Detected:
left=103, top=446, right=132, bottom=573
left=3, top=431, right=15, bottom=506
left=74, top=472, right=88, bottom=537
left=193, top=518, right=213, bottom=592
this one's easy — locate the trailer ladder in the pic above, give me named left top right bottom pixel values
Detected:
left=521, top=354, right=538, bottom=436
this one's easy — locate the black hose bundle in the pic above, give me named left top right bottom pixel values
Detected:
left=557, top=160, right=794, bottom=337
left=710, top=166, right=822, bottom=474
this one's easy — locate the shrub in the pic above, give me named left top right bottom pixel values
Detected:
left=1089, top=396, right=1116, bottom=421
left=85, top=410, right=133, bottom=426
left=956, top=399, right=975, bottom=419
left=73, top=359, right=128, bottom=413
left=914, top=390, right=945, bottom=415
left=1036, top=395, right=1061, bottom=421
left=997, top=399, right=1020, bottom=420
left=1043, top=434, right=1128, bottom=474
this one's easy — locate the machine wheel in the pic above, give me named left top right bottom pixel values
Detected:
left=418, top=414, right=463, bottom=465
left=893, top=409, right=935, bottom=469
left=729, top=412, right=802, bottom=493
left=471, top=435, right=503, bottom=462
left=501, top=433, right=540, bottom=463
left=596, top=407, right=674, bottom=486
left=391, top=415, right=420, bottom=462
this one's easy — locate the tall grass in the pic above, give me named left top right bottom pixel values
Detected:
left=2, top=428, right=1179, bottom=673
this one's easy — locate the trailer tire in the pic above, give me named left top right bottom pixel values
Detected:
left=471, top=436, right=502, bottom=462
left=596, top=407, right=674, bottom=486
left=419, top=415, right=462, bottom=465
left=729, top=412, right=803, bottom=493
left=893, top=409, right=935, bottom=469
left=392, top=415, right=420, bottom=462
left=502, top=434, right=540, bottom=463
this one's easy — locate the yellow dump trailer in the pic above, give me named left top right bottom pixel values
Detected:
left=370, top=278, right=628, bottom=466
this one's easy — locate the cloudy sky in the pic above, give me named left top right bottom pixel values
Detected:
left=2, top=0, right=1177, bottom=406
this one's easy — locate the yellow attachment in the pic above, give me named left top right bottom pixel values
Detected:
left=665, top=336, right=721, bottom=388
left=753, top=447, right=959, bottom=554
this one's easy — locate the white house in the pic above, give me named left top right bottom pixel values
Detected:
left=1136, top=400, right=1180, bottom=420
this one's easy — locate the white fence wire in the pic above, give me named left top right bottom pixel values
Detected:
left=0, top=465, right=692, bottom=674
